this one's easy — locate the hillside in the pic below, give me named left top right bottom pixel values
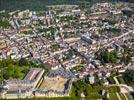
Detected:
left=0, top=0, right=129, bottom=11
left=0, top=0, right=133, bottom=11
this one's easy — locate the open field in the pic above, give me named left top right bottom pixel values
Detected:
left=109, top=93, right=119, bottom=100
left=39, top=76, right=67, bottom=92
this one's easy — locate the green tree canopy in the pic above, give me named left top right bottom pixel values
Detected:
left=123, top=69, right=134, bottom=83
left=97, top=50, right=118, bottom=64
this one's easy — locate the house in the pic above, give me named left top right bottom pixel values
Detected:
left=103, top=79, right=109, bottom=85
left=45, top=58, right=61, bottom=70
left=118, top=69, right=126, bottom=73
left=102, top=89, right=109, bottom=98
left=81, top=33, right=93, bottom=45
left=89, top=73, right=95, bottom=84
left=131, top=57, right=134, bottom=62
left=35, top=75, right=72, bottom=97
left=80, top=12, right=86, bottom=20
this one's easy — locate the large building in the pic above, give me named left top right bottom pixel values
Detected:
left=0, top=68, right=44, bottom=99
left=35, top=75, right=72, bottom=97
left=81, top=33, right=96, bottom=45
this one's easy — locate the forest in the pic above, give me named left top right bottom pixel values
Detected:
left=0, top=0, right=133, bottom=11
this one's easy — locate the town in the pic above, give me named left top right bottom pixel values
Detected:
left=0, top=2, right=134, bottom=100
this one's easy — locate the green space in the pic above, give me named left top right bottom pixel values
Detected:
left=98, top=27, right=121, bottom=36
left=96, top=46, right=134, bottom=65
left=0, top=58, right=48, bottom=82
left=63, top=32, right=76, bottom=39
left=116, top=69, right=134, bottom=88
left=2, top=97, right=77, bottom=100
left=50, top=43, right=60, bottom=51
left=107, top=76, right=116, bottom=84
left=117, top=76, right=125, bottom=84
left=106, top=28, right=121, bottom=34
left=70, top=79, right=120, bottom=99
left=0, top=0, right=130, bottom=11
left=125, top=93, right=132, bottom=100
left=71, top=64, right=85, bottom=72
left=109, top=93, right=119, bottom=100
left=122, top=10, right=134, bottom=17
left=121, top=47, right=134, bottom=65
left=39, top=27, right=57, bottom=40
left=0, top=59, right=29, bottom=82
left=107, top=70, right=118, bottom=84
left=119, top=93, right=126, bottom=100
left=60, top=16, right=78, bottom=22
left=0, top=77, right=124, bottom=100
left=40, top=27, right=57, bottom=34
left=123, top=69, right=134, bottom=88
left=96, top=50, right=119, bottom=64
left=63, top=49, right=76, bottom=61
left=0, top=12, right=11, bottom=28
left=0, top=20, right=11, bottom=28
left=102, top=19, right=116, bottom=25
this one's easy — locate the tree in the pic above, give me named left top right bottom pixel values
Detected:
left=3, top=66, right=14, bottom=79
left=123, top=69, right=134, bottom=83
left=121, top=47, right=133, bottom=65
left=98, top=50, right=118, bottom=64
left=19, top=58, right=29, bottom=66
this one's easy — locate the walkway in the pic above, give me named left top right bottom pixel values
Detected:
left=113, top=76, right=134, bottom=100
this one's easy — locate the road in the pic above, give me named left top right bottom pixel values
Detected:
left=100, top=30, right=134, bottom=49
left=113, top=76, right=134, bottom=100
left=116, top=92, right=122, bottom=100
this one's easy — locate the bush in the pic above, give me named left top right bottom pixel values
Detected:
left=107, top=76, right=116, bottom=84
left=123, top=69, right=134, bottom=84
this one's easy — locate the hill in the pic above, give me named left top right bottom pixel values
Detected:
left=0, top=0, right=133, bottom=11
left=0, top=0, right=129, bottom=11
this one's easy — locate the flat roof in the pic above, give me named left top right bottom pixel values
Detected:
left=24, top=68, right=42, bottom=81
left=0, top=40, right=7, bottom=49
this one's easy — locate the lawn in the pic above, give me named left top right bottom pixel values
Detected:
left=70, top=79, right=120, bottom=100
left=109, top=93, right=119, bottom=100
left=107, top=76, right=116, bottom=84
left=88, top=85, right=120, bottom=93
left=117, top=76, right=125, bottom=84
left=117, top=76, right=134, bottom=88
left=128, top=83, right=134, bottom=88
left=0, top=0, right=123, bottom=11
left=0, top=64, right=30, bottom=80
left=0, top=58, right=48, bottom=82
left=70, top=85, right=102, bottom=99
left=71, top=65, right=85, bottom=73
left=87, top=93, right=102, bottom=99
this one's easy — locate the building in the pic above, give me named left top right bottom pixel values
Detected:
left=45, top=58, right=61, bottom=70
left=89, top=73, right=95, bottom=84
left=35, top=75, right=72, bottom=97
left=0, top=40, right=7, bottom=50
left=0, top=68, right=44, bottom=99
left=81, top=33, right=96, bottom=46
